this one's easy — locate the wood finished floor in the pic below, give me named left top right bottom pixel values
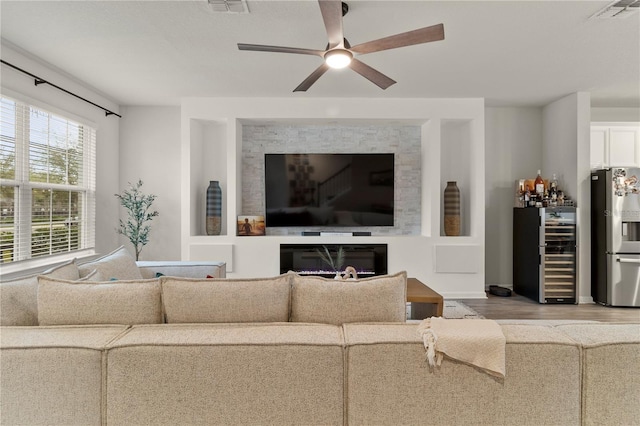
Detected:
left=456, top=293, right=640, bottom=323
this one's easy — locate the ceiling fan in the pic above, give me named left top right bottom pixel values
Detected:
left=237, top=0, right=444, bottom=92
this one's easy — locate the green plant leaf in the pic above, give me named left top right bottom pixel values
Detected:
left=114, top=180, right=158, bottom=260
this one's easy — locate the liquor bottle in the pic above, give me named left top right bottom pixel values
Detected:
left=550, top=174, right=558, bottom=192
left=516, top=187, right=524, bottom=208
left=549, top=174, right=558, bottom=206
left=534, top=170, right=545, bottom=196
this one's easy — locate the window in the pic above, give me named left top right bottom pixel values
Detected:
left=0, top=96, right=96, bottom=264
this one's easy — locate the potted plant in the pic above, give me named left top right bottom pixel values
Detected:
left=114, top=180, right=159, bottom=261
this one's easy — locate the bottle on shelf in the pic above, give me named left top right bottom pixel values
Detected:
left=534, top=170, right=545, bottom=196
left=549, top=173, right=558, bottom=206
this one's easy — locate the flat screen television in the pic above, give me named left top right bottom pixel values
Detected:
left=264, top=153, right=394, bottom=227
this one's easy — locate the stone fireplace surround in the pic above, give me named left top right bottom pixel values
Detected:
left=280, top=244, right=388, bottom=278
left=241, top=124, right=421, bottom=236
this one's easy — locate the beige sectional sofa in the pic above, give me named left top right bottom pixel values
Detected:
left=1, top=248, right=639, bottom=425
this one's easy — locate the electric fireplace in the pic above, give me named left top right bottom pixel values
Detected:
left=280, top=244, right=388, bottom=278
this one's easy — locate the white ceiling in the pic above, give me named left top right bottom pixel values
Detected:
left=1, top=0, right=639, bottom=108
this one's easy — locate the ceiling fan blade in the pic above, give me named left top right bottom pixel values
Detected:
left=294, top=63, right=330, bottom=92
left=318, top=0, right=344, bottom=49
left=349, top=59, right=396, bottom=90
left=350, top=23, right=444, bottom=55
left=238, top=43, right=324, bottom=56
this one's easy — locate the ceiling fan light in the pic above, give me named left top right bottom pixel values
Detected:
left=324, top=49, right=353, bottom=69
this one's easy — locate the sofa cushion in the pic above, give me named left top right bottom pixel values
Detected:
left=105, top=323, right=344, bottom=425
left=161, top=274, right=291, bottom=323
left=343, top=323, right=581, bottom=425
left=77, top=245, right=142, bottom=280
left=0, top=259, right=79, bottom=327
left=37, top=276, right=162, bottom=325
left=0, top=325, right=127, bottom=425
left=291, top=271, right=407, bottom=325
left=556, top=323, right=640, bottom=426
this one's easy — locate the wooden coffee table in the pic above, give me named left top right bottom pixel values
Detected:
left=407, top=278, right=444, bottom=318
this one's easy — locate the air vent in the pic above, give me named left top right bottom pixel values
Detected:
left=208, top=0, right=249, bottom=13
left=590, top=0, right=639, bottom=19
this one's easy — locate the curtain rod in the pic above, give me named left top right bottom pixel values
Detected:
left=1, top=59, right=121, bottom=118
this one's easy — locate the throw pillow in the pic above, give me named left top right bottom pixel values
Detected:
left=42, top=258, right=80, bottom=280
left=1, top=259, right=80, bottom=326
left=290, top=271, right=407, bottom=325
left=161, top=274, right=292, bottom=323
left=0, top=275, right=39, bottom=326
left=77, top=246, right=142, bottom=280
left=37, top=276, right=162, bottom=325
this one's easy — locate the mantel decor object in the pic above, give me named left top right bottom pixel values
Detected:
left=237, top=215, right=266, bottom=236
left=206, top=181, right=222, bottom=236
left=444, top=181, right=461, bottom=236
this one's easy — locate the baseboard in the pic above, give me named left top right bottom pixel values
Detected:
left=579, top=296, right=595, bottom=304
left=439, top=291, right=488, bottom=299
left=485, top=283, right=513, bottom=290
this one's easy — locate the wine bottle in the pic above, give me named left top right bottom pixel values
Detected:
left=534, top=170, right=545, bottom=196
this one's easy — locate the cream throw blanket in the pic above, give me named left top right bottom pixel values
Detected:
left=416, top=317, right=506, bottom=378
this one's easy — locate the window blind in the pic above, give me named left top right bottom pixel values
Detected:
left=0, top=96, right=96, bottom=264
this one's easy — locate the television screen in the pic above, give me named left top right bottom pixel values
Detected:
left=264, top=153, right=394, bottom=227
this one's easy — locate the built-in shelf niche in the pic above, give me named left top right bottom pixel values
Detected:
left=189, top=118, right=228, bottom=236
left=440, top=119, right=472, bottom=237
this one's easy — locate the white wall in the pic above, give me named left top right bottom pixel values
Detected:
left=543, top=93, right=592, bottom=303
left=485, top=107, right=543, bottom=287
left=591, top=107, right=640, bottom=122
left=543, top=95, right=580, bottom=201
left=118, top=106, right=181, bottom=260
left=0, top=42, right=121, bottom=259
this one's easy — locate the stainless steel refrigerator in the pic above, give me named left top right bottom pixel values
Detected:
left=591, top=168, right=640, bottom=307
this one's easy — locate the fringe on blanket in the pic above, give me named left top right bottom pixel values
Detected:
left=416, top=317, right=506, bottom=378
left=417, top=318, right=442, bottom=368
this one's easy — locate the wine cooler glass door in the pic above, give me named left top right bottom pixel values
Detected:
left=541, top=208, right=577, bottom=303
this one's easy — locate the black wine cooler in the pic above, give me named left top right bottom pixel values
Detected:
left=513, top=207, right=577, bottom=304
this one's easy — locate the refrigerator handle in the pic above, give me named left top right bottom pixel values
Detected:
left=617, top=258, right=640, bottom=264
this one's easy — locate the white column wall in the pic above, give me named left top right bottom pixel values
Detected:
left=543, top=93, right=592, bottom=303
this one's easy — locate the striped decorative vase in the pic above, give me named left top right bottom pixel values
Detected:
left=444, top=181, right=460, bottom=236
left=206, top=181, right=222, bottom=236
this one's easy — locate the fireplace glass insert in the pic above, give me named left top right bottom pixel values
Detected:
left=280, top=244, right=388, bottom=278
